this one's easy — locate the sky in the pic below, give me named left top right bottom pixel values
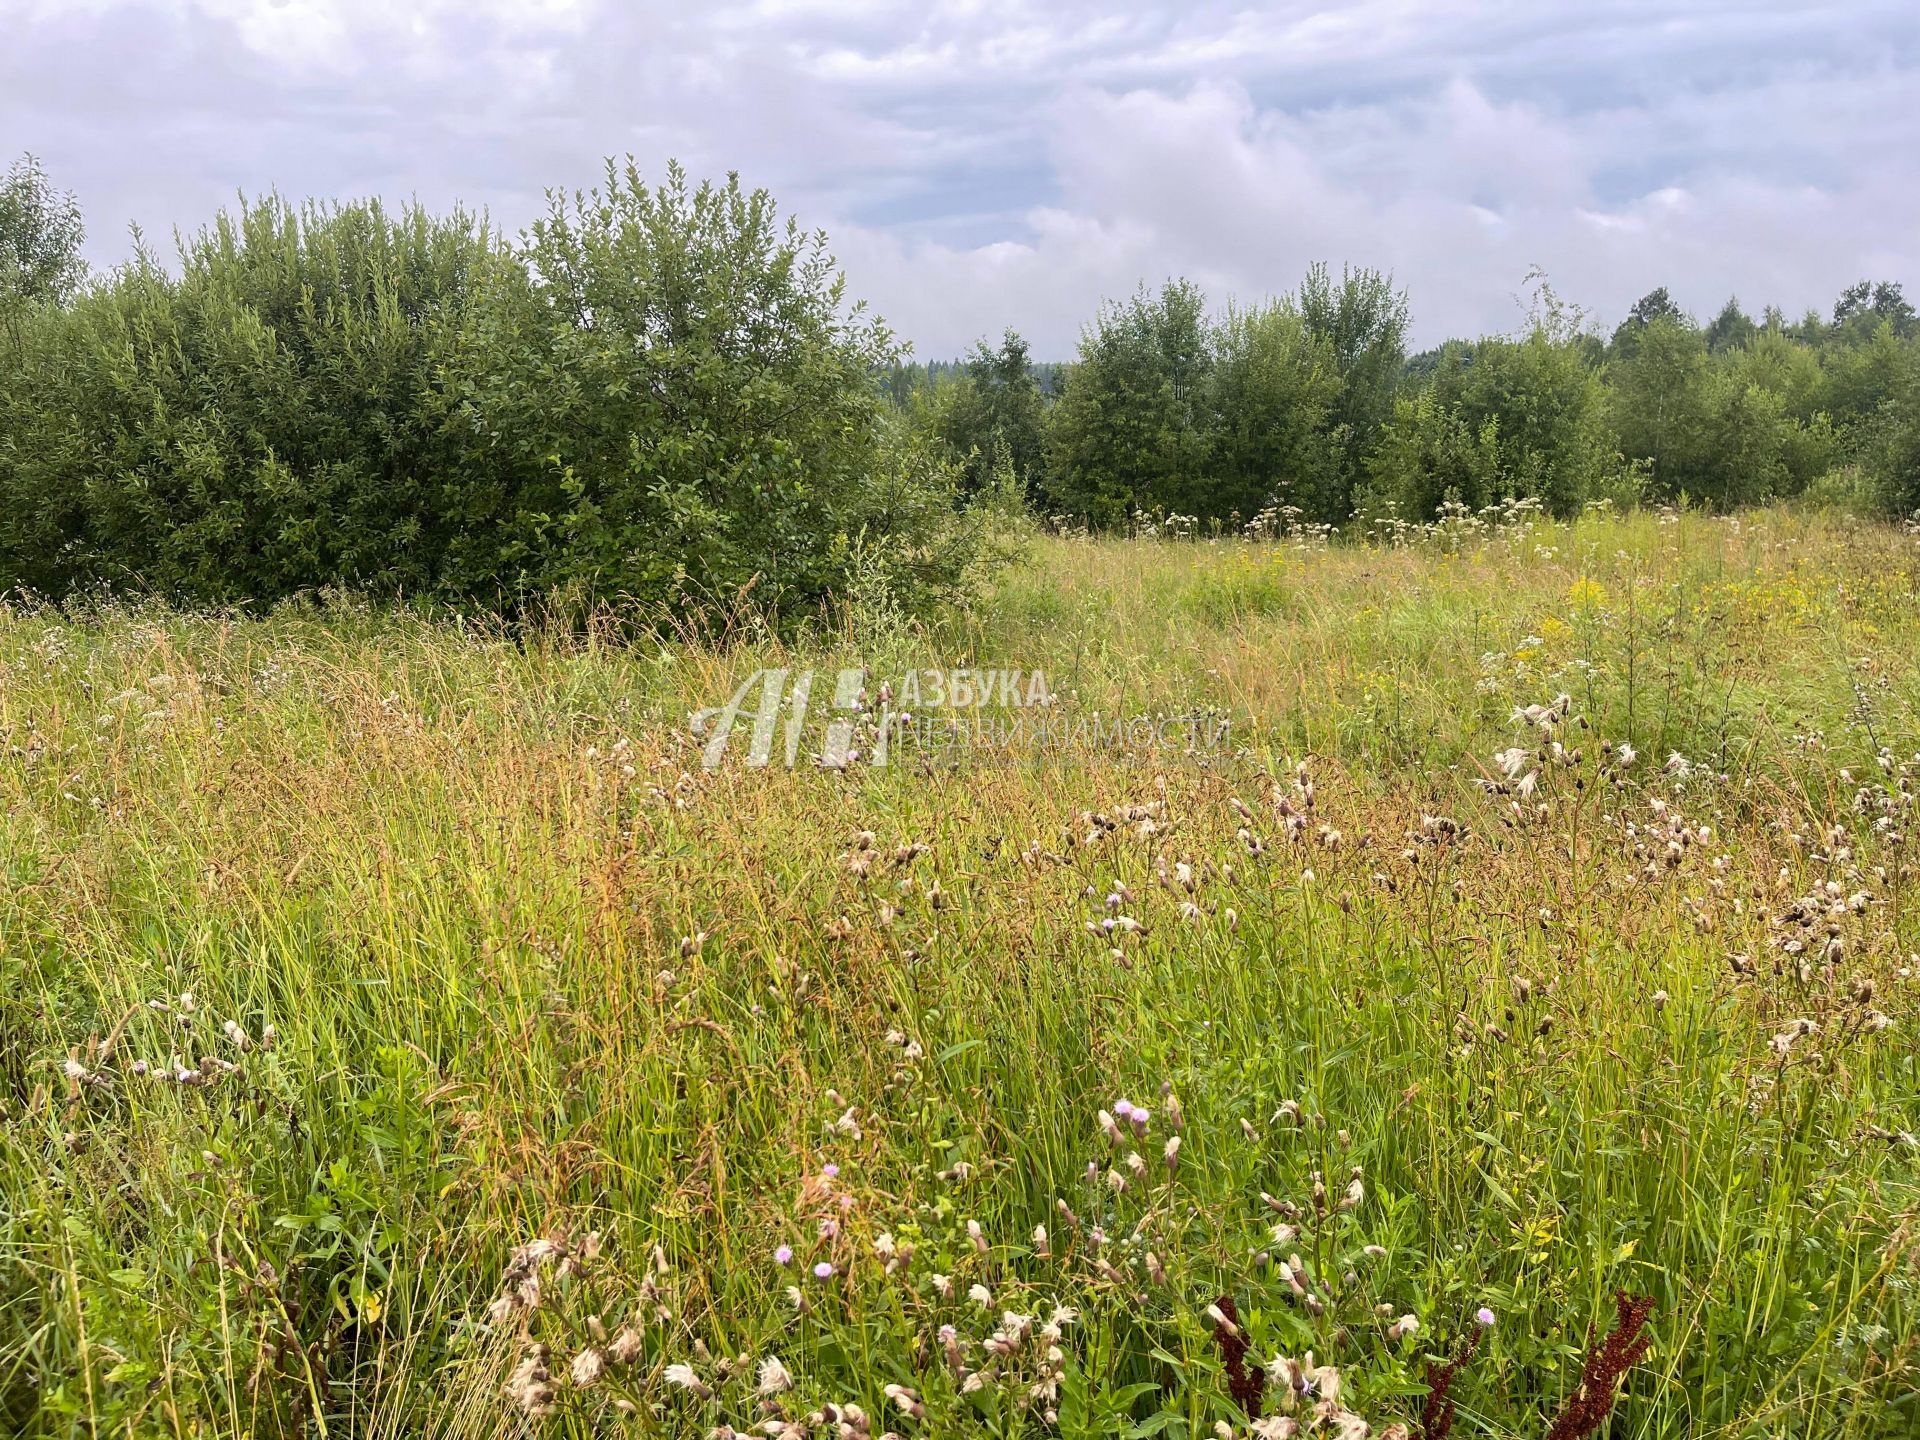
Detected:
left=4, top=0, right=1918, bottom=359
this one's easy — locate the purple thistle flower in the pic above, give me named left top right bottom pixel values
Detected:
left=774, top=1245, right=794, bottom=1266
left=813, top=1261, right=835, bottom=1280
left=1476, top=1306, right=1496, bottom=1327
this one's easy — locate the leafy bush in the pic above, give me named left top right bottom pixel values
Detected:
left=0, top=162, right=982, bottom=623
left=1360, top=309, right=1636, bottom=521
left=0, top=196, right=502, bottom=598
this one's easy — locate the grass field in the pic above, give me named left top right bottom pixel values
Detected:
left=3, top=506, right=1918, bottom=1439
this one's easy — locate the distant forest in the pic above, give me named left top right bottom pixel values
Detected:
left=895, top=271, right=1919, bottom=531
left=3, top=151, right=1918, bottom=618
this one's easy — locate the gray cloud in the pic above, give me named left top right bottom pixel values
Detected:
left=4, top=0, right=1916, bottom=356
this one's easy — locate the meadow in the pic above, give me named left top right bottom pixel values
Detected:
left=3, top=505, right=1917, bottom=1439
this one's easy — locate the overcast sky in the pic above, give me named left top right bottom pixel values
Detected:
left=4, top=0, right=1917, bottom=357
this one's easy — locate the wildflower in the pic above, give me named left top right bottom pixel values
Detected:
left=931, top=1272, right=953, bottom=1298
left=1032, top=1224, right=1050, bottom=1257
left=664, top=1362, right=713, bottom=1400
left=221, top=1019, right=251, bottom=1051
left=968, top=1283, right=993, bottom=1307
left=1341, top=1169, right=1365, bottom=1211
left=505, top=1345, right=557, bottom=1417
left=812, top=1262, right=835, bottom=1280
left=1615, top=743, right=1637, bottom=767
left=883, top=1384, right=925, bottom=1420
left=774, top=1244, right=794, bottom=1266
left=1164, top=1135, right=1181, bottom=1173
left=1387, top=1314, right=1420, bottom=1341
left=570, top=1347, right=606, bottom=1388
left=756, top=1356, right=794, bottom=1395
left=967, top=1219, right=988, bottom=1254
left=1476, top=1306, right=1496, bottom=1327
left=1144, top=1250, right=1167, bottom=1285
left=609, top=1326, right=645, bottom=1364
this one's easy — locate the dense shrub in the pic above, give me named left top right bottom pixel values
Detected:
left=1863, top=356, right=1920, bottom=516
left=1043, top=280, right=1213, bottom=526
left=0, top=198, right=499, bottom=598
left=0, top=162, right=980, bottom=620
left=926, top=329, right=1050, bottom=501
left=1042, top=273, right=1395, bottom=527
left=1607, top=315, right=1836, bottom=509
left=1361, top=314, right=1635, bottom=520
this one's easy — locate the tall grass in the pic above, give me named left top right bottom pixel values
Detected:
left=2, top=507, right=1916, bottom=1438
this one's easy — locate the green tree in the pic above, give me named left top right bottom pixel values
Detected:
left=1363, top=284, right=1631, bottom=521
left=440, top=159, right=973, bottom=615
left=0, top=195, right=500, bottom=598
left=1045, top=280, right=1211, bottom=525
left=1202, top=299, right=1342, bottom=523
left=933, top=328, right=1048, bottom=500
left=1608, top=313, right=1831, bottom=508
left=1608, top=315, right=1708, bottom=490
left=1298, top=262, right=1409, bottom=520
left=1832, top=279, right=1917, bottom=341
left=1610, top=286, right=1687, bottom=357
left=1703, top=297, right=1757, bottom=354
left=0, top=153, right=86, bottom=350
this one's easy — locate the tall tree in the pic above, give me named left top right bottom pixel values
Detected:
left=1703, top=297, right=1757, bottom=353
left=1046, top=280, right=1211, bottom=524
left=1832, top=279, right=1918, bottom=341
left=0, top=153, right=86, bottom=349
left=1200, top=299, right=1342, bottom=523
left=1610, top=286, right=1687, bottom=356
left=1297, top=262, right=1409, bottom=520
left=935, top=328, right=1048, bottom=499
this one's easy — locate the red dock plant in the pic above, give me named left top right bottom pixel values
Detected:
left=1210, top=1296, right=1266, bottom=1417
left=1543, top=1292, right=1657, bottom=1440
left=1416, top=1326, right=1482, bottom=1440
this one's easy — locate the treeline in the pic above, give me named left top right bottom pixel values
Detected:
left=3, top=152, right=1919, bottom=620
left=914, top=273, right=1920, bottom=529
left=0, top=156, right=981, bottom=617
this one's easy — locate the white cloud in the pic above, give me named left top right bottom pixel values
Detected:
left=3, top=0, right=1916, bottom=355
